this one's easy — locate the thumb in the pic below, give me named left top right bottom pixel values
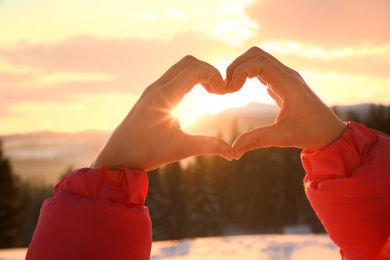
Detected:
left=232, top=124, right=285, bottom=159
left=183, top=135, right=234, bottom=161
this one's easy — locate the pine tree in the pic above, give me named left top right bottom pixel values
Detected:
left=58, top=166, right=74, bottom=182
left=364, top=103, right=390, bottom=136
left=19, top=179, right=53, bottom=246
left=345, top=108, right=361, bottom=123
left=146, top=162, right=187, bottom=241
left=0, top=139, right=25, bottom=248
left=385, top=105, right=390, bottom=135
left=186, top=156, right=223, bottom=237
left=145, top=168, right=166, bottom=240
left=160, top=162, right=187, bottom=240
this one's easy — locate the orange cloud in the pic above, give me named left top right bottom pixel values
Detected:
left=262, top=44, right=390, bottom=78
left=247, top=0, right=390, bottom=47
left=0, top=23, right=388, bottom=128
left=1, top=0, right=389, bottom=134
left=0, top=34, right=240, bottom=110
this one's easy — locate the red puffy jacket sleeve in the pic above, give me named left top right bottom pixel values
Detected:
left=302, top=122, right=390, bottom=260
left=26, top=166, right=152, bottom=260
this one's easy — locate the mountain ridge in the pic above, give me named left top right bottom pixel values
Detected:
left=0, top=102, right=379, bottom=183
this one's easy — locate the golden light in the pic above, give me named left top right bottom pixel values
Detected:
left=1, top=0, right=389, bottom=136
left=170, top=60, right=276, bottom=130
left=172, top=78, right=275, bottom=131
left=0, top=0, right=257, bottom=45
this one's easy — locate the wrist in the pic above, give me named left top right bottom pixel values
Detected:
left=317, top=120, right=347, bottom=151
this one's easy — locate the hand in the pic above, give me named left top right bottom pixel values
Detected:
left=92, top=56, right=234, bottom=171
left=227, top=47, right=347, bottom=159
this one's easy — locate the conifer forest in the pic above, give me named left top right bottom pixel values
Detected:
left=1, top=104, right=390, bottom=247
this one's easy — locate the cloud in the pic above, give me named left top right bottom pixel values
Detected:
left=0, top=34, right=241, bottom=74
left=258, top=41, right=390, bottom=78
left=167, top=11, right=187, bottom=19
left=0, top=34, right=241, bottom=109
left=246, top=0, right=390, bottom=47
left=2, top=0, right=389, bottom=134
left=1, top=31, right=389, bottom=111
left=0, top=0, right=258, bottom=46
left=0, top=17, right=389, bottom=122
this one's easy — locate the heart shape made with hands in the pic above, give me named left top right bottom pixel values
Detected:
left=173, top=77, right=281, bottom=160
left=92, top=48, right=346, bottom=171
left=169, top=49, right=346, bottom=161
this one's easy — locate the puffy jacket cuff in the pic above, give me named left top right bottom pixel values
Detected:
left=301, top=121, right=377, bottom=182
left=55, top=165, right=148, bottom=207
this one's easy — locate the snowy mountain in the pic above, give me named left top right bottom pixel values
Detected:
left=0, top=102, right=378, bottom=183
left=184, top=102, right=279, bottom=140
left=1, top=130, right=110, bottom=183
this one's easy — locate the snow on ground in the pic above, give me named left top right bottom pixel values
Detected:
left=150, top=234, right=339, bottom=260
left=0, top=234, right=339, bottom=260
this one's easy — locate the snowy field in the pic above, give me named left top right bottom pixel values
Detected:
left=0, top=234, right=339, bottom=260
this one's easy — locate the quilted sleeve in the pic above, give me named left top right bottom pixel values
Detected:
left=26, top=166, right=152, bottom=260
left=302, top=122, right=390, bottom=260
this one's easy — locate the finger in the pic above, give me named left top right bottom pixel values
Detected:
left=182, top=134, right=234, bottom=161
left=227, top=54, right=286, bottom=94
left=153, top=55, right=219, bottom=87
left=232, top=124, right=287, bottom=159
left=226, top=47, right=293, bottom=84
left=161, top=62, right=226, bottom=108
left=226, top=47, right=259, bottom=85
left=267, top=87, right=283, bottom=108
left=184, top=63, right=226, bottom=95
left=257, top=76, right=268, bottom=86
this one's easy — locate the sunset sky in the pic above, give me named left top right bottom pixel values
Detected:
left=0, top=0, right=389, bottom=134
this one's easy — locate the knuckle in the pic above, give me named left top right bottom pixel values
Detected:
left=151, top=86, right=168, bottom=104
left=254, top=54, right=269, bottom=65
left=248, top=46, right=260, bottom=52
left=248, top=46, right=262, bottom=55
left=186, top=61, right=201, bottom=71
left=286, top=68, right=305, bottom=85
left=180, top=57, right=205, bottom=75
left=288, top=68, right=301, bottom=78
left=141, top=84, right=157, bottom=98
left=181, top=55, right=198, bottom=64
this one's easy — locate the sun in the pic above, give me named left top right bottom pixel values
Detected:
left=172, top=79, right=275, bottom=131
left=171, top=60, right=275, bottom=131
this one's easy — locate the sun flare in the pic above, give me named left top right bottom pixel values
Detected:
left=172, top=78, right=275, bottom=130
